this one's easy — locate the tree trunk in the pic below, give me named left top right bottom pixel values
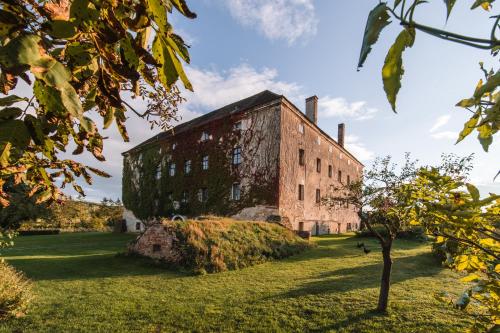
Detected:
left=377, top=241, right=393, bottom=312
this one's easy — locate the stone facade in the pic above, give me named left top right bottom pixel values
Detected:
left=122, top=91, right=363, bottom=235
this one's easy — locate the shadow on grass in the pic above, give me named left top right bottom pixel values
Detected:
left=281, top=252, right=442, bottom=298
left=6, top=253, right=188, bottom=281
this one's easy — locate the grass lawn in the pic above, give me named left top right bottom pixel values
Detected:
left=0, top=232, right=469, bottom=332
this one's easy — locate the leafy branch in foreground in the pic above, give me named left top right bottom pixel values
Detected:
left=409, top=155, right=500, bottom=332
left=0, top=0, right=196, bottom=207
left=357, top=1, right=499, bottom=151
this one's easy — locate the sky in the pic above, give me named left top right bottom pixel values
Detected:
left=56, top=0, right=499, bottom=202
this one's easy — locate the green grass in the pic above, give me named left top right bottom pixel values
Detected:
left=0, top=232, right=470, bottom=332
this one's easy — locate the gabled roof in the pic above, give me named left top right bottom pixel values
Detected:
left=123, top=90, right=281, bottom=155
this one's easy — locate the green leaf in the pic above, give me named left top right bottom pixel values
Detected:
left=477, top=123, right=493, bottom=152
left=146, top=0, right=168, bottom=33
left=455, top=98, right=476, bottom=108
left=0, top=107, right=22, bottom=120
left=357, top=3, right=391, bottom=70
left=48, top=20, right=78, bottom=39
left=0, top=95, right=28, bottom=107
left=0, top=119, right=31, bottom=149
left=166, top=34, right=190, bottom=63
left=103, top=108, right=114, bottom=129
left=466, top=183, right=480, bottom=201
left=382, top=28, right=415, bottom=112
left=120, top=37, right=139, bottom=69
left=0, top=34, right=43, bottom=68
left=456, top=111, right=480, bottom=144
left=474, top=70, right=499, bottom=99
left=444, top=0, right=457, bottom=19
left=170, top=0, right=197, bottom=18
left=0, top=142, right=11, bottom=167
left=153, top=36, right=177, bottom=89
left=471, top=0, right=495, bottom=10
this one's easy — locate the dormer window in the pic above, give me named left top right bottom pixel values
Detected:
left=201, top=131, right=210, bottom=142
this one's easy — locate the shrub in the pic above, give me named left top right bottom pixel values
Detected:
left=0, top=261, right=33, bottom=319
left=130, top=217, right=313, bottom=274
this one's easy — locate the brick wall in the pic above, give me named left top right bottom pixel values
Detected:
left=278, top=100, right=363, bottom=234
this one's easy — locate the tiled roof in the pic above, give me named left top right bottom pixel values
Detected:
left=123, top=90, right=281, bottom=155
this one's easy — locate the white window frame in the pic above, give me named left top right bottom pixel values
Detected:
left=231, top=183, right=241, bottom=201
left=232, top=147, right=242, bottom=165
left=169, top=163, right=176, bottom=176
left=202, top=155, right=209, bottom=170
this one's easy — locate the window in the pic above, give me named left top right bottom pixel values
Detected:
left=202, top=155, right=209, bottom=170
left=348, top=159, right=351, bottom=165
left=347, top=175, right=351, bottom=185
left=201, top=131, right=209, bottom=141
left=329, top=145, right=333, bottom=153
left=347, top=223, right=352, bottom=231
left=172, top=143, right=177, bottom=150
left=317, top=136, right=321, bottom=145
left=155, top=164, right=162, bottom=180
left=184, top=160, right=191, bottom=174
left=338, top=170, right=342, bottom=183
left=234, top=121, right=242, bottom=131
left=316, top=189, right=321, bottom=203
left=299, top=222, right=304, bottom=231
left=231, top=183, right=241, bottom=201
left=198, top=188, right=208, bottom=202
left=135, top=222, right=141, bottom=231
left=316, top=158, right=321, bottom=173
left=153, top=244, right=161, bottom=252
left=232, top=147, right=242, bottom=165
left=328, top=165, right=332, bottom=178
left=298, top=123, right=304, bottom=134
left=298, top=184, right=304, bottom=201
left=299, top=149, right=305, bottom=166
left=169, top=163, right=176, bottom=176
left=181, top=190, right=188, bottom=204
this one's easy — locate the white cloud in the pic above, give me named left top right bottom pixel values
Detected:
left=318, top=97, right=378, bottom=121
left=182, top=63, right=301, bottom=110
left=222, top=0, right=318, bottom=44
left=430, top=131, right=458, bottom=140
left=345, top=135, right=375, bottom=162
left=430, top=115, right=451, bottom=133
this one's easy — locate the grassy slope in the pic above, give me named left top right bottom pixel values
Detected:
left=0, top=233, right=468, bottom=332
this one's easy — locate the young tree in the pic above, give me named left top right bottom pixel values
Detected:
left=408, top=155, right=500, bottom=332
left=323, top=154, right=418, bottom=312
left=357, top=1, right=499, bottom=151
left=0, top=0, right=196, bottom=207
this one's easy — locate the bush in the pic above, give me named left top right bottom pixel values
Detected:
left=130, top=217, right=313, bottom=274
left=356, top=226, right=427, bottom=241
left=0, top=261, right=33, bottom=319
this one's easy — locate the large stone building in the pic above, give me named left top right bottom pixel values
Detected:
left=122, top=91, right=363, bottom=234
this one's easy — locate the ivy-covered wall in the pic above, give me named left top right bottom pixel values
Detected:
left=122, top=103, right=282, bottom=220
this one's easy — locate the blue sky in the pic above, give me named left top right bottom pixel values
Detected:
left=65, top=0, right=499, bottom=201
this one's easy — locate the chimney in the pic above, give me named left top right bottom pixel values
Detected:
left=338, top=123, right=345, bottom=147
left=305, top=95, right=318, bottom=124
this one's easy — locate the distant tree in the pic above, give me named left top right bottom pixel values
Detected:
left=0, top=0, right=196, bottom=208
left=357, top=1, right=498, bottom=152
left=323, top=154, right=418, bottom=312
